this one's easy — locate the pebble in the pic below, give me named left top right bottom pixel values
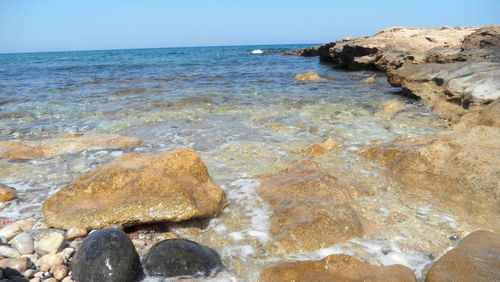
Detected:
left=69, top=238, right=82, bottom=249
left=0, top=245, right=21, bottom=258
left=33, top=271, right=44, bottom=277
left=66, top=228, right=87, bottom=240
left=0, top=224, right=22, bottom=241
left=24, top=269, right=36, bottom=279
left=30, top=278, right=41, bottom=282
left=62, top=277, right=74, bottom=282
left=4, top=257, right=32, bottom=272
left=11, top=232, right=34, bottom=254
left=36, top=253, right=64, bottom=268
left=34, top=231, right=64, bottom=255
left=44, top=278, right=57, bottom=282
left=52, top=264, right=69, bottom=280
left=59, top=247, right=75, bottom=262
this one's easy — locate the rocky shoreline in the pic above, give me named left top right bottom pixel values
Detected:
left=1, top=25, right=499, bottom=282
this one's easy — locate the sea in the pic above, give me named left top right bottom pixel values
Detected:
left=0, top=45, right=466, bottom=281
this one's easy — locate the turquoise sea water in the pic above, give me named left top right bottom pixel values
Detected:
left=1, top=45, right=460, bottom=281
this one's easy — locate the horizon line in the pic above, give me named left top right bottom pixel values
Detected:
left=0, top=42, right=324, bottom=55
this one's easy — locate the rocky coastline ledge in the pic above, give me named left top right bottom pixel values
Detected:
left=286, top=25, right=500, bottom=128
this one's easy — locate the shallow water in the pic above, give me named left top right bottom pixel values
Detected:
left=0, top=45, right=472, bottom=281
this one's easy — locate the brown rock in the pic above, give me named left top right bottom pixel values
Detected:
left=0, top=183, right=16, bottom=202
left=304, top=137, right=340, bottom=155
left=259, top=254, right=416, bottom=282
left=478, top=99, right=500, bottom=127
left=362, top=126, right=500, bottom=231
left=65, top=228, right=87, bottom=240
left=42, top=148, right=228, bottom=230
left=0, top=257, right=33, bottom=273
left=51, top=264, right=69, bottom=280
left=259, top=161, right=363, bottom=254
left=426, top=230, right=500, bottom=282
left=374, top=100, right=407, bottom=120
left=362, top=74, right=377, bottom=83
left=294, top=71, right=329, bottom=82
left=36, top=254, right=64, bottom=268
left=462, top=25, right=500, bottom=50
left=0, top=133, right=141, bottom=161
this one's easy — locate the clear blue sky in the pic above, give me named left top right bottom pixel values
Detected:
left=1, top=0, right=499, bottom=53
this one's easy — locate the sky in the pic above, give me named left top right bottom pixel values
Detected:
left=0, top=0, right=499, bottom=53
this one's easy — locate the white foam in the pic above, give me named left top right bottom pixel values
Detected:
left=251, top=49, right=264, bottom=54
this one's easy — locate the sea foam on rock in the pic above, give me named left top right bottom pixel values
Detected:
left=71, top=228, right=140, bottom=282
left=42, top=148, right=228, bottom=230
left=143, top=239, right=224, bottom=278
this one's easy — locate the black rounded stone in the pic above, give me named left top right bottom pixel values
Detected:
left=71, top=228, right=140, bottom=282
left=143, top=239, right=224, bottom=278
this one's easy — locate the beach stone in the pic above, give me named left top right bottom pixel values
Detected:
left=1, top=257, right=33, bottom=274
left=13, top=220, right=34, bottom=232
left=0, top=184, right=16, bottom=202
left=143, top=239, right=224, bottom=278
left=44, top=278, right=57, bottom=282
left=62, top=277, right=74, bottom=282
left=51, top=265, right=69, bottom=280
left=33, top=232, right=64, bottom=255
left=59, top=248, right=75, bottom=262
left=0, top=224, right=22, bottom=241
left=304, top=137, right=340, bottom=155
left=30, top=278, right=41, bottom=282
left=294, top=71, right=329, bottom=82
left=65, top=228, right=87, bottom=240
left=0, top=246, right=21, bottom=258
left=24, top=269, right=35, bottom=279
left=36, top=254, right=63, bottom=268
left=258, top=161, right=363, bottom=254
left=11, top=232, right=34, bottom=255
left=72, top=228, right=140, bottom=282
left=362, top=126, right=500, bottom=232
left=426, top=230, right=500, bottom=282
left=42, top=148, right=228, bottom=230
left=260, top=254, right=416, bottom=282
left=0, top=133, right=142, bottom=161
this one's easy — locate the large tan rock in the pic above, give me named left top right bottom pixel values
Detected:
left=42, top=148, right=227, bottom=230
left=259, top=254, right=416, bottom=282
left=294, top=71, right=329, bottom=82
left=362, top=126, right=500, bottom=232
left=425, top=230, right=500, bottom=282
left=259, top=161, right=363, bottom=254
left=0, top=133, right=142, bottom=160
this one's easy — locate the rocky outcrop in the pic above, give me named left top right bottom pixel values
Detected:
left=42, top=148, right=228, bottom=230
left=72, top=228, right=140, bottom=282
left=294, top=71, right=329, bottom=82
left=258, top=161, right=363, bottom=254
left=361, top=126, right=500, bottom=232
left=282, top=46, right=319, bottom=56
left=0, top=133, right=142, bottom=160
left=259, top=254, right=416, bottom=282
left=290, top=25, right=500, bottom=126
left=425, top=230, right=500, bottom=282
left=143, top=239, right=224, bottom=278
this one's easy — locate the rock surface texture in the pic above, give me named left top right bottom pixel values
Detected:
left=42, top=148, right=228, bottom=230
left=143, top=239, right=224, bottom=278
left=259, top=254, right=416, bottom=282
left=361, top=126, right=500, bottom=232
left=258, top=161, right=363, bottom=254
left=71, top=228, right=140, bottom=282
left=292, top=25, right=500, bottom=126
left=425, top=230, right=500, bottom=282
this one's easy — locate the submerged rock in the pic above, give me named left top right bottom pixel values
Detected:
left=0, top=183, right=16, bottom=202
left=143, top=239, right=224, bottom=278
left=294, top=71, right=329, bottom=82
left=42, top=148, right=228, bottom=230
left=425, top=230, right=500, bottom=282
left=0, top=133, right=141, bottom=161
left=259, top=254, right=416, bottom=282
left=72, top=228, right=140, bottom=282
left=304, top=137, right=340, bottom=155
left=362, top=126, right=500, bottom=232
left=258, top=161, right=363, bottom=254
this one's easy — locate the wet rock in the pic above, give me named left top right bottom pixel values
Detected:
left=426, top=230, right=500, bottom=282
left=33, top=232, right=64, bottom=255
left=0, top=246, right=21, bottom=258
left=51, top=265, right=69, bottom=280
left=259, top=254, right=416, bottom=282
left=294, top=71, right=329, bottom=82
left=23, top=269, right=35, bottom=279
left=143, top=239, right=224, bottom=278
left=0, top=184, right=16, bottom=202
left=362, top=126, right=500, bottom=231
left=304, top=137, right=340, bottom=155
left=43, top=148, right=227, bottom=230
left=65, top=228, right=87, bottom=240
left=0, top=133, right=142, bottom=161
left=11, top=233, right=34, bottom=255
left=72, top=228, right=140, bottom=282
left=362, top=74, right=377, bottom=83
left=374, top=100, right=407, bottom=119
left=0, top=224, right=22, bottom=241
left=36, top=254, right=63, bottom=268
left=259, top=161, right=363, bottom=254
